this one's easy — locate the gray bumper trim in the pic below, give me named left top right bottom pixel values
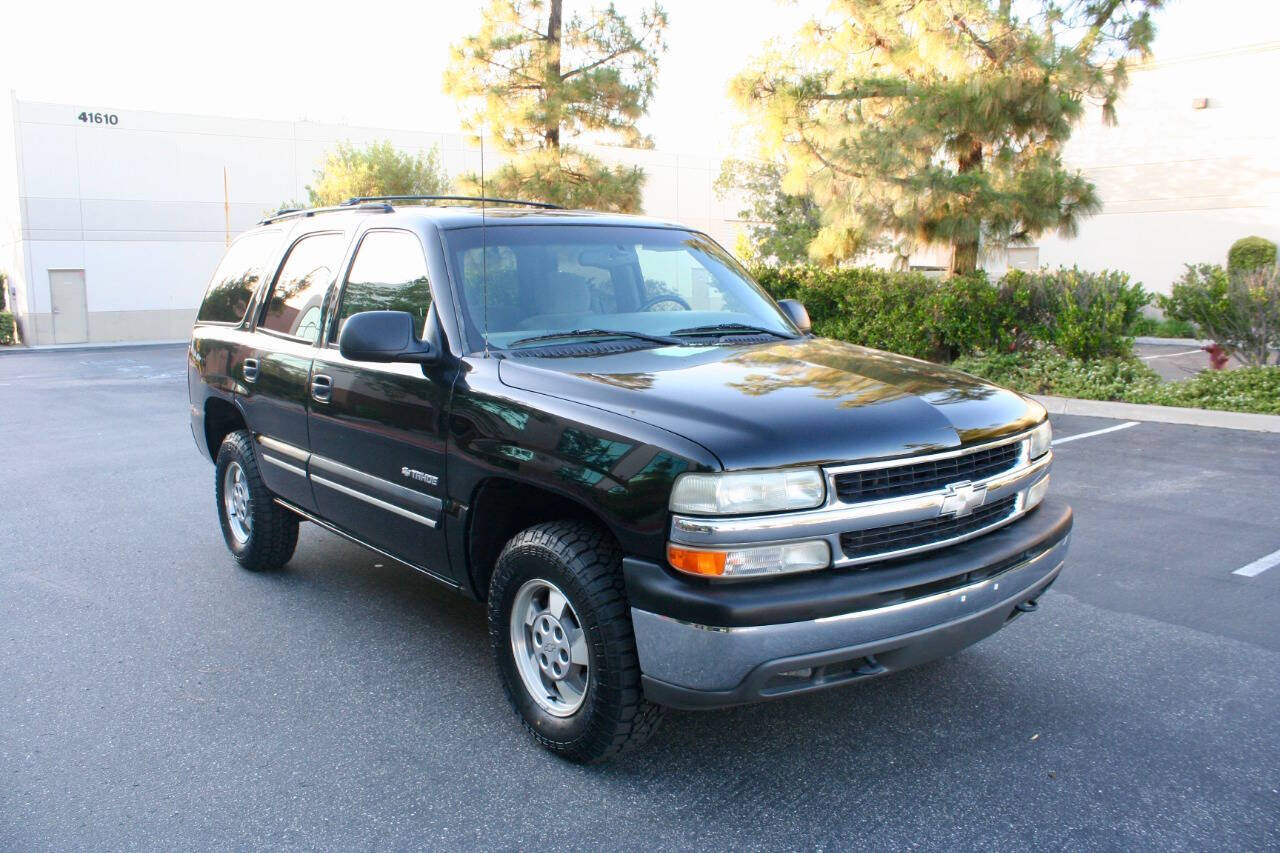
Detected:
left=632, top=532, right=1069, bottom=708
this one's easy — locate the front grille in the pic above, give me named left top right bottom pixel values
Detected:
left=833, top=441, right=1021, bottom=503
left=840, top=495, right=1019, bottom=560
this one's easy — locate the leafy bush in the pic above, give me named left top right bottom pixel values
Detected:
left=1130, top=314, right=1196, bottom=338
left=952, top=348, right=1280, bottom=415
left=753, top=265, right=1146, bottom=361
left=1024, top=268, right=1148, bottom=359
left=1138, top=367, right=1280, bottom=415
left=952, top=348, right=1163, bottom=399
left=1161, top=263, right=1280, bottom=366
left=0, top=312, right=15, bottom=345
left=753, top=266, right=944, bottom=359
left=1227, top=236, right=1277, bottom=275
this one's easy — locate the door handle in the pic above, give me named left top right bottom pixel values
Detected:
left=243, top=358, right=259, bottom=383
left=311, top=374, right=333, bottom=403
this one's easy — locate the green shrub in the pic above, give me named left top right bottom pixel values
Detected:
left=1161, top=263, right=1280, bottom=366
left=1136, top=367, right=1280, bottom=415
left=952, top=347, right=1163, bottom=399
left=1130, top=315, right=1197, bottom=338
left=953, top=348, right=1280, bottom=415
left=1227, top=236, right=1277, bottom=275
left=1013, top=267, right=1149, bottom=359
left=753, top=266, right=945, bottom=359
left=754, top=265, right=1145, bottom=361
left=0, top=312, right=15, bottom=345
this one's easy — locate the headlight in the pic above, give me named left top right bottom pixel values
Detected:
left=670, top=468, right=825, bottom=515
left=667, top=540, right=831, bottom=578
left=1028, top=420, right=1052, bottom=459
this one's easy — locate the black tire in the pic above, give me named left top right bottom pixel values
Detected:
left=488, top=521, right=665, bottom=763
left=215, top=430, right=299, bottom=571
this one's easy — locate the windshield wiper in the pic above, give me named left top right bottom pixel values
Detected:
left=508, top=328, right=684, bottom=349
left=670, top=323, right=794, bottom=339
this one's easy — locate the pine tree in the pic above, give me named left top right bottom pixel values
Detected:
left=732, top=0, right=1163, bottom=274
left=444, top=0, right=667, bottom=212
left=307, top=140, right=450, bottom=207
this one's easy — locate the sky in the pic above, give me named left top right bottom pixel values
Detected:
left=2, top=0, right=1278, bottom=155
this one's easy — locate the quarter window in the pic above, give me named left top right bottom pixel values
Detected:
left=196, top=230, right=280, bottom=324
left=259, top=232, right=346, bottom=343
left=333, top=230, right=432, bottom=339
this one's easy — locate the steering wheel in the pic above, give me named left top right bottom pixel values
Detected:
left=638, top=293, right=692, bottom=312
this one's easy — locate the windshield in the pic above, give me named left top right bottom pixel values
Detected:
left=441, top=225, right=797, bottom=352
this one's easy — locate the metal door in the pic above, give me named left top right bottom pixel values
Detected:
left=49, top=270, right=88, bottom=344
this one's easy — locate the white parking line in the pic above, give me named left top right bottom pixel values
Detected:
left=1139, top=349, right=1203, bottom=361
left=1233, top=548, right=1280, bottom=578
left=1051, top=421, right=1140, bottom=445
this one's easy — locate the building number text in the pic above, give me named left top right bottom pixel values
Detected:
left=77, top=112, right=119, bottom=126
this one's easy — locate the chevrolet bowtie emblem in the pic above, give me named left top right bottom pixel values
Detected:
left=939, top=481, right=988, bottom=518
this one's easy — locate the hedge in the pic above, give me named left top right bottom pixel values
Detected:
left=1227, top=236, right=1277, bottom=275
left=953, top=349, right=1280, bottom=415
left=752, top=265, right=1148, bottom=361
left=0, top=312, right=14, bottom=345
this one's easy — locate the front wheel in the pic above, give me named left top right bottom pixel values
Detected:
left=215, top=430, right=299, bottom=571
left=488, top=521, right=664, bottom=762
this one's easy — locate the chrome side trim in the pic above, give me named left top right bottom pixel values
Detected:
left=260, top=454, right=307, bottom=478
left=310, top=474, right=438, bottom=528
left=309, top=454, right=444, bottom=515
left=256, top=434, right=308, bottom=463
left=273, top=498, right=457, bottom=588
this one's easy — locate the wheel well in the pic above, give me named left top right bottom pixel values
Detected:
left=204, top=397, right=247, bottom=461
left=466, top=479, right=615, bottom=599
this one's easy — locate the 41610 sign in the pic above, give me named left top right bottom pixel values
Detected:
left=77, top=112, right=119, bottom=126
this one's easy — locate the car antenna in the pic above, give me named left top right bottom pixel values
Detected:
left=479, top=126, right=490, bottom=358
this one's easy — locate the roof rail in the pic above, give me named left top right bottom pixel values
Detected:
left=258, top=201, right=393, bottom=225
left=339, top=195, right=562, bottom=210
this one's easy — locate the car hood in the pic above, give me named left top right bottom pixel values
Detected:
left=497, top=338, right=1045, bottom=470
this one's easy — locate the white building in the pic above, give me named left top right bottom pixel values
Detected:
left=0, top=95, right=736, bottom=345
left=2, top=40, right=1278, bottom=345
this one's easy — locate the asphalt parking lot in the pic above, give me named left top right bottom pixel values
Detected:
left=2, top=344, right=1277, bottom=850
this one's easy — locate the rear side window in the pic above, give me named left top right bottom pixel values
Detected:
left=259, top=232, right=347, bottom=343
left=196, top=231, right=280, bottom=324
left=332, top=230, right=432, bottom=340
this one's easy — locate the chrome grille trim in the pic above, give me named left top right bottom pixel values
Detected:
left=669, top=430, right=1052, bottom=568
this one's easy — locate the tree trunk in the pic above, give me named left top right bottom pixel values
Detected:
left=544, top=0, right=562, bottom=150
left=949, top=139, right=983, bottom=276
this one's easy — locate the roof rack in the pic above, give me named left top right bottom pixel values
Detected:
left=258, top=201, right=392, bottom=225
left=340, top=195, right=562, bottom=210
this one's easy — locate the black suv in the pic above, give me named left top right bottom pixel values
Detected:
left=188, top=196, right=1071, bottom=762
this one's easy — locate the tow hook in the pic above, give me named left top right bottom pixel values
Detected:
left=1015, top=598, right=1039, bottom=614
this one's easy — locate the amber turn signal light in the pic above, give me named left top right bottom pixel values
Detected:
left=666, top=544, right=727, bottom=576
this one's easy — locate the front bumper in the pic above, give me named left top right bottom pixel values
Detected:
left=626, top=499, right=1071, bottom=709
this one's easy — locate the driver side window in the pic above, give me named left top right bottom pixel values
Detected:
left=332, top=230, right=432, bottom=341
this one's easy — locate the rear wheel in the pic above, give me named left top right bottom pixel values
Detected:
left=215, top=430, right=299, bottom=571
left=488, top=521, right=664, bottom=762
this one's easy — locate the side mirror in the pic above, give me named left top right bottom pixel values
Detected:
left=777, top=299, right=812, bottom=334
left=338, top=311, right=437, bottom=364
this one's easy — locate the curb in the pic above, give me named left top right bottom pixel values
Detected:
left=1033, top=395, right=1280, bottom=433
left=0, top=339, right=186, bottom=354
left=1134, top=336, right=1208, bottom=347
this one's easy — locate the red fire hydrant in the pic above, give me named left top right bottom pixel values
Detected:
left=1203, top=342, right=1230, bottom=370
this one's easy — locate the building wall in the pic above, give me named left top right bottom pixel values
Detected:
left=1027, top=42, right=1280, bottom=293
left=4, top=97, right=743, bottom=345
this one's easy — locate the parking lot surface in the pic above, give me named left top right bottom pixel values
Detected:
left=2, top=345, right=1277, bottom=850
